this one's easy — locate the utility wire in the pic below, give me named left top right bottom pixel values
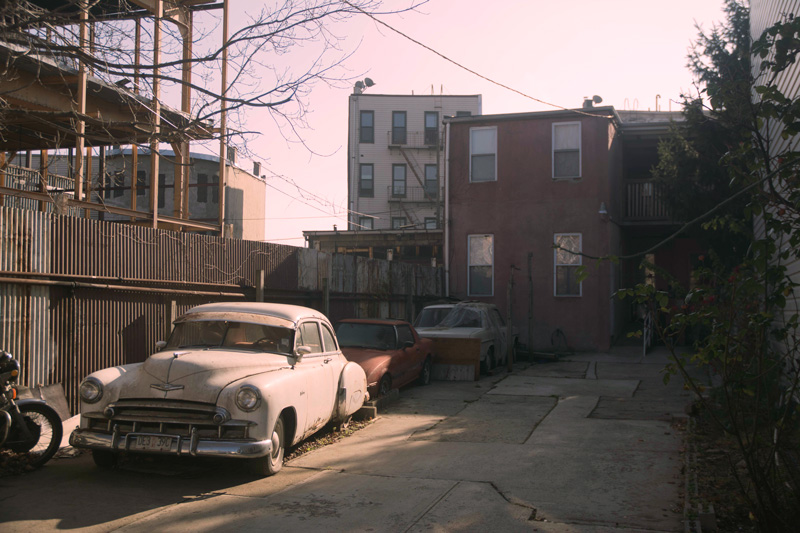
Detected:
left=343, top=1, right=613, bottom=119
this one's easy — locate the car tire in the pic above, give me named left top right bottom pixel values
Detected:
left=378, top=374, right=392, bottom=397
left=92, top=450, right=118, bottom=469
left=419, top=357, right=432, bottom=386
left=250, top=416, right=285, bottom=477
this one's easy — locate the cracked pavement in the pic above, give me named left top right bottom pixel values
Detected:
left=0, top=346, right=697, bottom=532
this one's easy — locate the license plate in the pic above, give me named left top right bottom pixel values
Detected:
left=131, top=435, right=176, bottom=452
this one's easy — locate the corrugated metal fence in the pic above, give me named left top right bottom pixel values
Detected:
left=0, top=206, right=443, bottom=413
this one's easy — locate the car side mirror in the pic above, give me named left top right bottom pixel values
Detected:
left=403, top=340, right=414, bottom=349
left=155, top=340, right=167, bottom=351
left=294, top=345, right=312, bottom=363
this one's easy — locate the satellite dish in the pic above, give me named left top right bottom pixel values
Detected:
left=364, top=78, right=375, bottom=87
left=354, top=81, right=365, bottom=90
left=592, top=95, right=603, bottom=104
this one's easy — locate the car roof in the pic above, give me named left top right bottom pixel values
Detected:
left=420, top=304, right=455, bottom=310
left=337, top=318, right=409, bottom=326
left=182, top=302, right=329, bottom=325
left=454, top=301, right=497, bottom=310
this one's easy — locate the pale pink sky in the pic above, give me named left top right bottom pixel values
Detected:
left=213, top=0, right=728, bottom=246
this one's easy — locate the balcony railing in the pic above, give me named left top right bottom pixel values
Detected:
left=625, top=179, right=669, bottom=221
left=387, top=185, right=442, bottom=202
left=1, top=165, right=79, bottom=215
left=386, top=130, right=440, bottom=148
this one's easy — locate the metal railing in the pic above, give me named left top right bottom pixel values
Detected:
left=386, top=130, right=440, bottom=148
left=386, top=185, right=442, bottom=202
left=624, top=179, right=669, bottom=221
left=1, top=165, right=79, bottom=215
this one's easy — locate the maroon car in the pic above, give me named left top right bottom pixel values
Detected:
left=335, top=319, right=434, bottom=398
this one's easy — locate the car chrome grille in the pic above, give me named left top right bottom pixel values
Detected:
left=85, top=399, right=254, bottom=440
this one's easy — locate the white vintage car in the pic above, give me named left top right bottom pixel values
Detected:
left=70, top=302, right=368, bottom=476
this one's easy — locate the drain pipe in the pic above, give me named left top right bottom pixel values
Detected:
left=444, top=120, right=451, bottom=297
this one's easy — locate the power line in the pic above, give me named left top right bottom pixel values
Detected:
left=343, top=1, right=613, bottom=119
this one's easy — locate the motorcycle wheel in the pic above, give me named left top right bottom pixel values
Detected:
left=7, top=403, right=63, bottom=468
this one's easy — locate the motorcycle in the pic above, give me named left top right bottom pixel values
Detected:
left=0, top=350, right=63, bottom=468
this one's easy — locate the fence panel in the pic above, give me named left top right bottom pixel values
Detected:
left=0, top=206, right=442, bottom=412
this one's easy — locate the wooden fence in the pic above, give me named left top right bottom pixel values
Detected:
left=0, top=206, right=443, bottom=413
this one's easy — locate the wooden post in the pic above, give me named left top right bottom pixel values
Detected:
left=0, top=152, right=6, bottom=207
left=150, top=0, right=163, bottom=229
left=527, top=252, right=533, bottom=362
left=167, top=299, right=177, bottom=340
left=218, top=0, right=229, bottom=235
left=322, top=277, right=330, bottom=317
left=39, top=150, right=49, bottom=212
left=507, top=265, right=517, bottom=372
left=74, top=1, right=88, bottom=205
left=131, top=18, right=141, bottom=216
left=256, top=269, right=265, bottom=302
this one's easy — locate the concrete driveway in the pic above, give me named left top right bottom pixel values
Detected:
left=0, top=346, right=698, bottom=532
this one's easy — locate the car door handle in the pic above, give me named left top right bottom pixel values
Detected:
left=324, top=358, right=332, bottom=363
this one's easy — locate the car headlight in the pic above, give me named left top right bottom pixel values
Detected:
left=79, top=377, right=104, bottom=404
left=236, top=385, right=261, bottom=412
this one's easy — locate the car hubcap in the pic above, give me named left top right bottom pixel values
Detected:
left=271, top=429, right=280, bottom=459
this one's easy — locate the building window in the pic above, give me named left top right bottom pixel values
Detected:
left=136, top=170, right=146, bottom=196
left=392, top=164, right=406, bottom=197
left=103, top=173, right=112, bottom=200
left=360, top=111, right=374, bottom=143
left=392, top=111, right=406, bottom=144
left=468, top=234, right=493, bottom=296
left=158, top=173, right=166, bottom=208
left=359, top=164, right=374, bottom=197
left=553, top=122, right=581, bottom=179
left=470, top=127, right=496, bottom=182
left=554, top=233, right=582, bottom=296
left=392, top=217, right=407, bottom=229
left=197, top=173, right=208, bottom=202
left=113, top=171, right=124, bottom=198
left=358, top=216, right=373, bottom=230
left=456, top=111, right=472, bottom=117
left=424, top=111, right=439, bottom=145
left=424, top=217, right=437, bottom=229
left=424, top=164, right=438, bottom=198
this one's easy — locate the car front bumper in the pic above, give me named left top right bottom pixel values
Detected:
left=70, top=427, right=273, bottom=459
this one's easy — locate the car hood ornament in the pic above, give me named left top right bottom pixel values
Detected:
left=150, top=382, right=185, bottom=392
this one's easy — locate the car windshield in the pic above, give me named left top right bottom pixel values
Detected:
left=414, top=307, right=453, bottom=328
left=437, top=307, right=482, bottom=328
left=336, top=323, right=397, bottom=350
left=166, top=320, right=294, bottom=355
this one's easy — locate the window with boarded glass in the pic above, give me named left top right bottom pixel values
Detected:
left=136, top=170, right=146, bottom=196
left=197, top=173, right=208, bottom=202
left=470, top=127, right=496, bottom=182
left=468, top=234, right=494, bottom=296
left=552, top=122, right=581, bottom=179
left=554, top=233, right=582, bottom=296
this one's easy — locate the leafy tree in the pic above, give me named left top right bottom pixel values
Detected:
left=626, top=1, right=800, bottom=529
left=651, top=0, right=753, bottom=268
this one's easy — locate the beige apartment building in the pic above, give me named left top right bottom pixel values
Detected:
left=305, top=89, right=481, bottom=265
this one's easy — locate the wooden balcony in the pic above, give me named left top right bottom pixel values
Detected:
left=624, top=179, right=670, bottom=222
